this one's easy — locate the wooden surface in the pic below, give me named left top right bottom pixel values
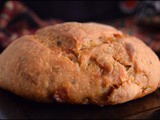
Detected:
left=0, top=88, right=159, bottom=119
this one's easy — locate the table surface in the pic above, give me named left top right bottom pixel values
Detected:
left=0, top=88, right=160, bottom=119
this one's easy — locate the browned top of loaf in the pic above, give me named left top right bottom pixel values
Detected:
left=0, top=22, right=160, bottom=106
left=35, top=22, right=123, bottom=51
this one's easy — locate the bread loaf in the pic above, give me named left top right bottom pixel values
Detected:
left=0, top=22, right=160, bottom=106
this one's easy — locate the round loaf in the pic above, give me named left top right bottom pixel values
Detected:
left=0, top=22, right=160, bottom=106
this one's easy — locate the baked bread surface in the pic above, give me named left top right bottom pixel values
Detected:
left=0, top=22, right=160, bottom=106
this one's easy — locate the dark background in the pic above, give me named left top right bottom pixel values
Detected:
left=20, top=1, right=125, bottom=22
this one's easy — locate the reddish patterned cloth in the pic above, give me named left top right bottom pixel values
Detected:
left=1, top=1, right=160, bottom=56
left=0, top=1, right=62, bottom=51
left=116, top=1, right=160, bottom=53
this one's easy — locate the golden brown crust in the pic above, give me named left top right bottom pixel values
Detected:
left=0, top=22, right=160, bottom=106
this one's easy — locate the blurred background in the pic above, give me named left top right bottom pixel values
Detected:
left=1, top=0, right=160, bottom=57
